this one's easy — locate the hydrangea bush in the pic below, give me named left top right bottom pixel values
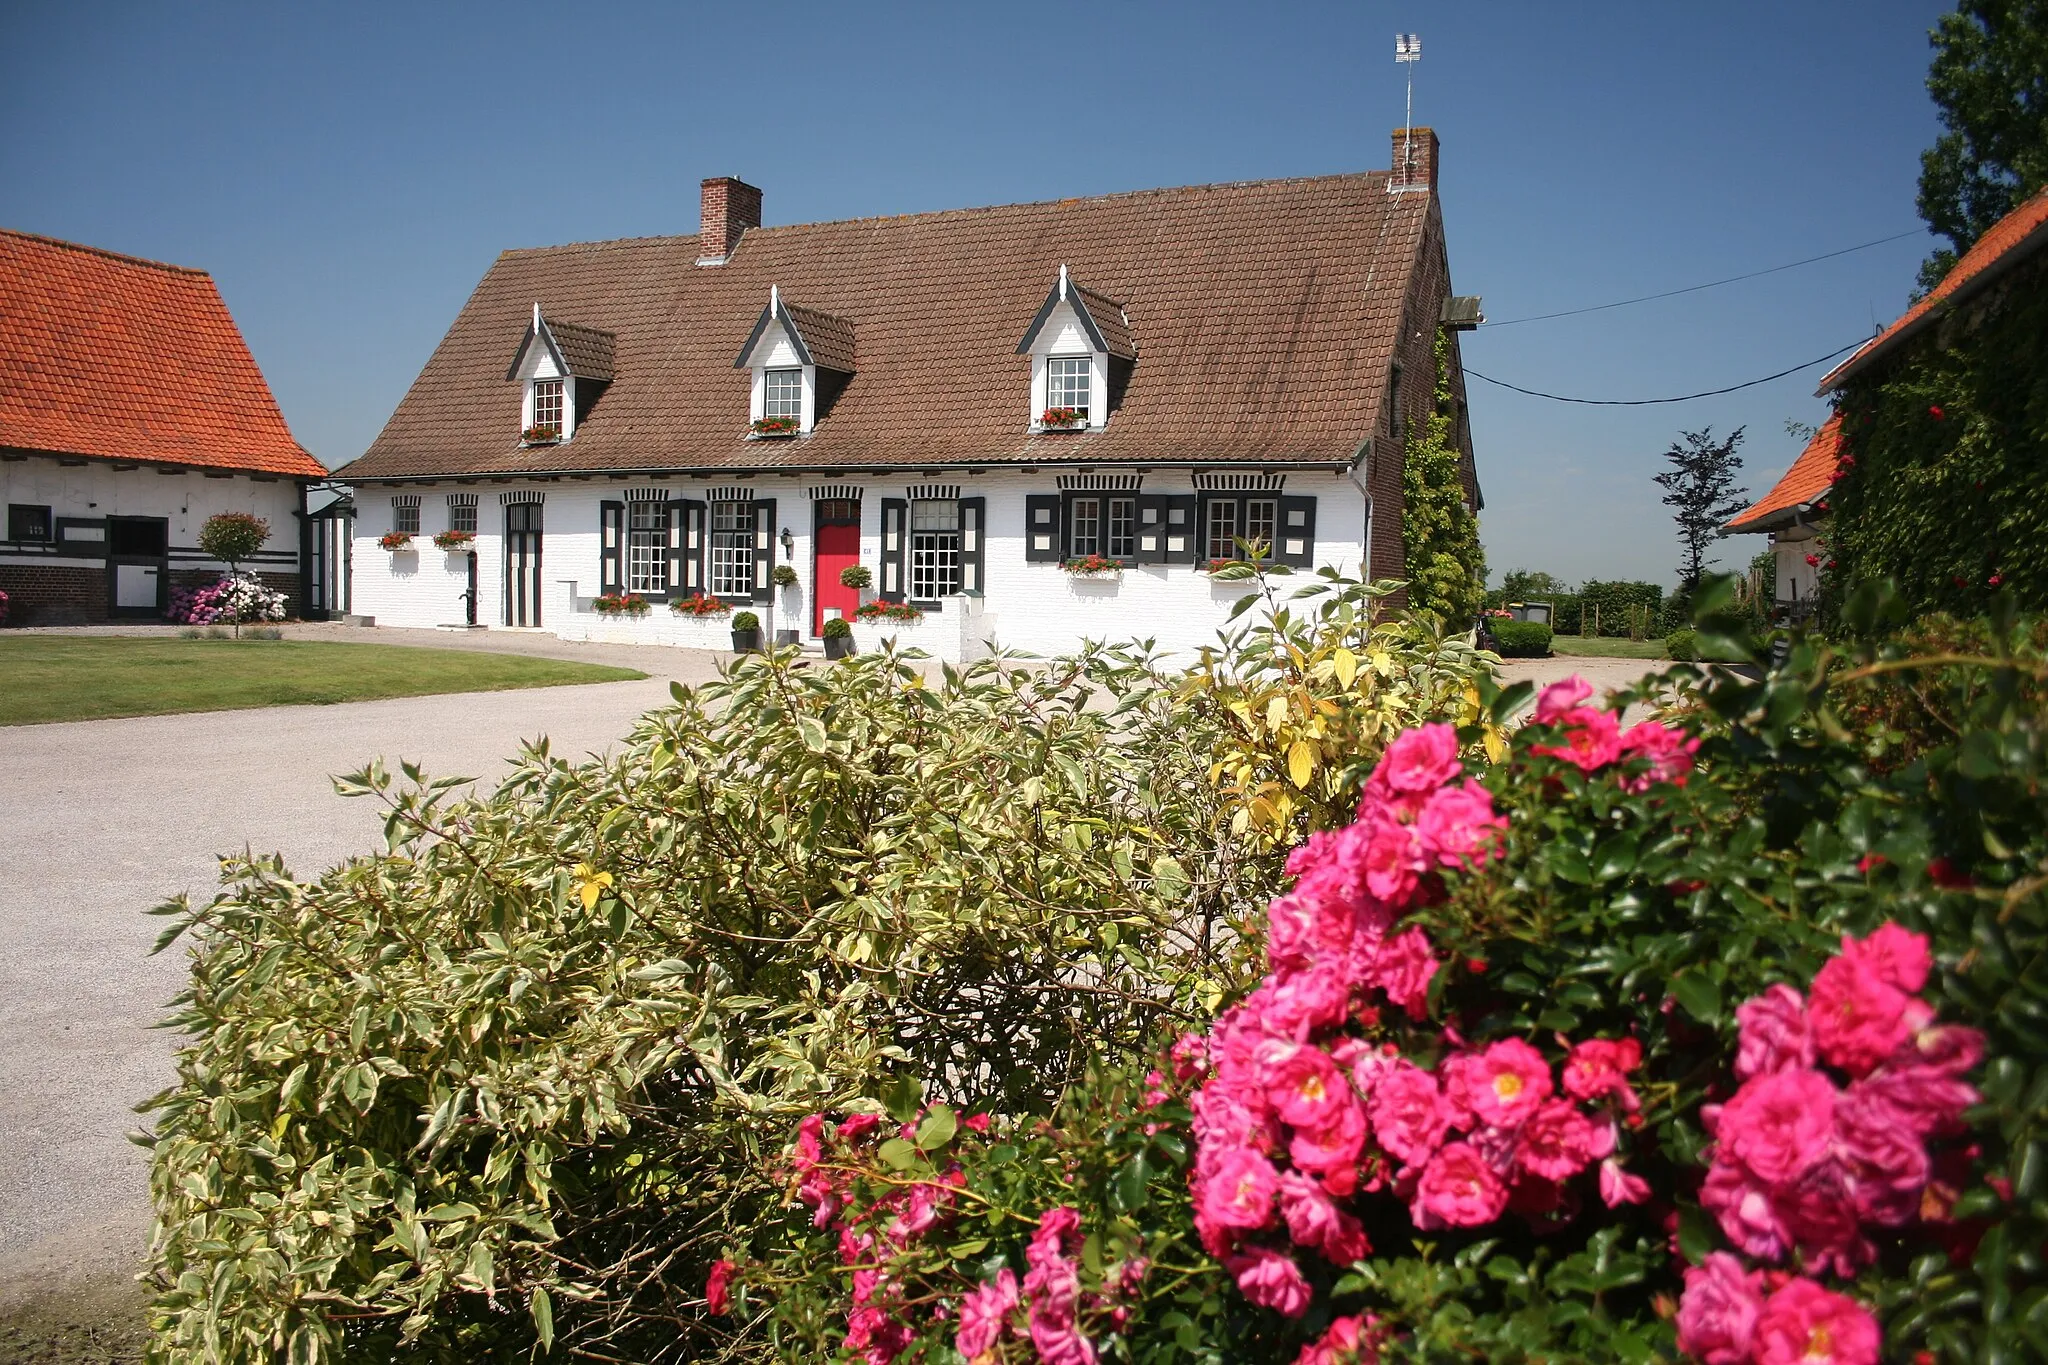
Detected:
left=166, top=572, right=288, bottom=626
left=756, top=586, right=2047, bottom=1364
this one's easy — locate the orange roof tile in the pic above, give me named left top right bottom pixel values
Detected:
left=0, top=230, right=324, bottom=478
left=1818, top=187, right=2048, bottom=392
left=1728, top=415, right=1841, bottom=532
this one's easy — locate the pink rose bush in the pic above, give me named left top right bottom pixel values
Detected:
left=1678, top=923, right=1982, bottom=1364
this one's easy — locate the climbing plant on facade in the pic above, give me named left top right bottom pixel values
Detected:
left=1401, top=334, right=1486, bottom=626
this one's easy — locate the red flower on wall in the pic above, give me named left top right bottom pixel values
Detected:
left=1805, top=554, right=1821, bottom=567
left=1989, top=574, right=2003, bottom=586
left=1952, top=575, right=1968, bottom=588
left=1928, top=405, right=1945, bottom=420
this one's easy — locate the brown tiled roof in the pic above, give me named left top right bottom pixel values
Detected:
left=782, top=301, right=856, bottom=372
left=1072, top=284, right=1137, bottom=360
left=0, top=229, right=324, bottom=478
left=1728, top=415, right=1841, bottom=533
left=1818, top=186, right=2048, bottom=393
left=548, top=320, right=616, bottom=382
left=339, top=171, right=1435, bottom=479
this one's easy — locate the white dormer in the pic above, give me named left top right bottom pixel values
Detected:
left=1016, top=265, right=1135, bottom=432
left=505, top=304, right=616, bottom=445
left=734, top=286, right=856, bottom=437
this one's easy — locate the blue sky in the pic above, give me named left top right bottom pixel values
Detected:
left=1, top=1, right=1952, bottom=588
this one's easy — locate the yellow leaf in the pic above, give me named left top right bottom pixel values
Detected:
left=1265, top=695, right=1289, bottom=734
left=1483, top=725, right=1508, bottom=764
left=1286, top=740, right=1316, bottom=790
left=1332, top=647, right=1358, bottom=689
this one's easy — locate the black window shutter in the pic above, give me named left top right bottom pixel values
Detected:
left=751, top=497, right=776, bottom=602
left=1134, top=494, right=1168, bottom=564
left=880, top=498, right=908, bottom=602
left=663, top=501, right=684, bottom=596
left=959, top=496, right=986, bottom=594
left=1161, top=494, right=1200, bottom=563
left=1277, top=495, right=1317, bottom=569
left=1023, top=494, right=1062, bottom=563
left=599, top=501, right=624, bottom=592
left=678, top=500, right=707, bottom=595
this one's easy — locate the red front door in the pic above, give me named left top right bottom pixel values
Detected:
left=814, top=520, right=861, bottom=635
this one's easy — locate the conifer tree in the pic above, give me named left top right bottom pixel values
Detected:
left=1401, top=334, right=1487, bottom=624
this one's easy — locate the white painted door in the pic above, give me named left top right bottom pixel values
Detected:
left=115, top=563, right=160, bottom=608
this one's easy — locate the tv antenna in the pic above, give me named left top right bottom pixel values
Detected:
left=1395, top=33, right=1421, bottom=183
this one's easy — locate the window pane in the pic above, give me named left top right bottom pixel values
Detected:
left=1070, top=497, right=1100, bottom=557
left=909, top=499, right=961, bottom=600
left=627, top=502, right=665, bottom=593
left=395, top=504, right=420, bottom=535
left=765, top=368, right=803, bottom=420
left=1245, top=499, right=1277, bottom=553
left=710, top=500, right=753, bottom=597
left=1107, top=497, right=1135, bottom=559
left=532, top=380, right=563, bottom=431
left=449, top=503, right=477, bottom=534
left=1206, top=499, right=1237, bottom=561
left=1047, top=356, right=1090, bottom=414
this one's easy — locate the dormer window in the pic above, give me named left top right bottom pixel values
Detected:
left=531, top=379, right=563, bottom=437
left=506, top=303, right=615, bottom=445
left=1017, top=265, right=1136, bottom=432
left=736, top=286, right=855, bottom=437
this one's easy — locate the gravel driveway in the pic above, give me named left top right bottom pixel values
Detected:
left=0, top=627, right=722, bottom=1302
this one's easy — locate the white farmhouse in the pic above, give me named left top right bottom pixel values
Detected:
left=0, top=231, right=327, bottom=624
left=336, top=130, right=1482, bottom=661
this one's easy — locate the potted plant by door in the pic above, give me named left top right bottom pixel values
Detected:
left=730, top=610, right=763, bottom=653
left=822, top=616, right=855, bottom=659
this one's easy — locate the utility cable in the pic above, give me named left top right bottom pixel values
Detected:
left=1480, top=229, right=1926, bottom=328
left=1463, top=339, right=1865, bottom=406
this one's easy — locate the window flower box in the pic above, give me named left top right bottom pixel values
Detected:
left=855, top=600, right=923, bottom=622
left=379, top=532, right=415, bottom=552
left=1059, top=554, right=1123, bottom=578
left=749, top=416, right=800, bottom=438
left=521, top=424, right=561, bottom=445
left=593, top=591, right=651, bottom=617
left=670, top=592, right=731, bottom=617
left=433, top=530, right=475, bottom=551
left=1037, top=407, right=1085, bottom=430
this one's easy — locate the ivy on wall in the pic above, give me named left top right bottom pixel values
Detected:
left=1403, top=333, right=1487, bottom=624
left=1828, top=255, right=2048, bottom=615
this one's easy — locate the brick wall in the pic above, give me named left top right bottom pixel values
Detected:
left=0, top=563, right=107, bottom=625
left=699, top=177, right=763, bottom=261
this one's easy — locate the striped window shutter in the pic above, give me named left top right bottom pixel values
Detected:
left=880, top=498, right=907, bottom=602
left=599, top=501, right=624, bottom=592
left=959, top=497, right=986, bottom=593
left=752, top=498, right=777, bottom=602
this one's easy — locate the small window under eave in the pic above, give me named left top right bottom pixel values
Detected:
left=734, top=286, right=855, bottom=436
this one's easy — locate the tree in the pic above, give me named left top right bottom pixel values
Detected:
left=1499, top=569, right=1567, bottom=599
left=1653, top=426, right=1748, bottom=598
left=197, top=512, right=269, bottom=574
left=1401, top=334, right=1486, bottom=625
left=1915, top=0, right=2048, bottom=291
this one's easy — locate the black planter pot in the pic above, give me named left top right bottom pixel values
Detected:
left=730, top=629, right=762, bottom=653
left=824, top=634, right=855, bottom=660
left=775, top=628, right=801, bottom=646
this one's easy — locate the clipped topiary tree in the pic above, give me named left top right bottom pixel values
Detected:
left=195, top=512, right=274, bottom=636
left=1402, top=334, right=1486, bottom=627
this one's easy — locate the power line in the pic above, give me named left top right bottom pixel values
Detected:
left=1464, top=339, right=1865, bottom=406
left=1481, top=229, right=1926, bottom=328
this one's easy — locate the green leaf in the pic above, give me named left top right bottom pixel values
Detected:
left=878, top=1138, right=919, bottom=1171
left=421, top=1202, right=481, bottom=1222
left=1113, top=1150, right=1152, bottom=1212
left=916, top=1105, right=958, bottom=1151
left=1672, top=973, right=1722, bottom=1025
left=530, top=1287, right=554, bottom=1352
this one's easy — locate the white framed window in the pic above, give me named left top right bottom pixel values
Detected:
left=531, top=379, right=563, bottom=433
left=1204, top=496, right=1279, bottom=560
left=1070, top=497, right=1102, bottom=557
left=1244, top=498, right=1277, bottom=554
left=394, top=502, right=420, bottom=535
left=710, top=500, right=753, bottom=598
left=1204, top=498, right=1237, bottom=561
left=909, top=499, right=962, bottom=601
left=1046, top=356, right=1091, bottom=414
left=764, top=368, right=803, bottom=421
left=1107, top=496, right=1135, bottom=559
left=1065, top=495, right=1136, bottom=560
left=627, top=502, right=666, bottom=593
left=448, top=502, right=477, bottom=535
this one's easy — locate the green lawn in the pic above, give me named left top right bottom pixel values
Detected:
left=1547, top=634, right=1668, bottom=660
left=0, top=637, right=648, bottom=725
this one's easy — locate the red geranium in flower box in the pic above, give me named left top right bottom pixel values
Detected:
left=1038, top=408, right=1085, bottom=429
left=1059, top=553, right=1123, bottom=577
left=750, top=416, right=800, bottom=437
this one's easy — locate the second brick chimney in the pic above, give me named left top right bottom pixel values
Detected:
left=1388, top=127, right=1439, bottom=193
left=698, top=176, right=762, bottom=264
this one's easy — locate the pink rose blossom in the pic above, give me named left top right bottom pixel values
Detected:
left=795, top=1113, right=827, bottom=1169
left=1598, top=1158, right=1650, bottom=1207
left=1532, top=706, right=1624, bottom=771
left=1414, top=780, right=1508, bottom=869
left=1856, top=1063, right=1979, bottom=1136
left=836, top=1112, right=882, bottom=1142
left=1259, top=964, right=1355, bottom=1039
left=1288, top=1089, right=1368, bottom=1184
left=1833, top=1085, right=1931, bottom=1226
left=1170, top=1032, right=1210, bottom=1082
left=1462, top=1038, right=1554, bottom=1129
left=1412, top=1141, right=1509, bottom=1228
left=954, top=1268, right=1018, bottom=1361
left=1024, top=1207, right=1094, bottom=1365
left=704, top=1259, right=734, bottom=1315
left=1735, top=984, right=1815, bottom=1080
left=1279, top=1171, right=1372, bottom=1265
left=1562, top=1037, right=1643, bottom=1109
left=1676, top=1252, right=1764, bottom=1365
left=1228, top=1246, right=1314, bottom=1318
left=1617, top=720, right=1700, bottom=791
left=1842, top=921, right=1931, bottom=993
left=1377, top=722, right=1462, bottom=794
left=1296, top=1313, right=1378, bottom=1365
left=1365, top=927, right=1439, bottom=1020
left=1701, top=1160, right=1790, bottom=1260
left=1773, top=1160, right=1873, bottom=1278
left=1198, top=1148, right=1280, bottom=1231
left=1533, top=676, right=1592, bottom=723
left=1898, top=1018, right=1985, bottom=1077
left=1265, top=1045, right=1351, bottom=1132
left=1362, top=818, right=1425, bottom=904
left=1752, top=1279, right=1880, bottom=1365
left=1717, top=1068, right=1836, bottom=1185
left=1516, top=1099, right=1599, bottom=1180
left=1367, top=1061, right=1449, bottom=1167
left=962, top=1111, right=991, bottom=1134
left=844, top=1305, right=913, bottom=1365
left=1808, top=954, right=1910, bottom=1077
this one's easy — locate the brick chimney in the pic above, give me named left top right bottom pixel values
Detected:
left=698, top=176, right=762, bottom=264
left=1389, top=127, right=1439, bottom=193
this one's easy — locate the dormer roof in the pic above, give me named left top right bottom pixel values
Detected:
left=733, top=286, right=856, bottom=372
left=1015, top=265, right=1137, bottom=359
left=506, top=305, right=616, bottom=382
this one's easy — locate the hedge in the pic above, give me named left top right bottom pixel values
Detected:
left=1491, top=619, right=1552, bottom=657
